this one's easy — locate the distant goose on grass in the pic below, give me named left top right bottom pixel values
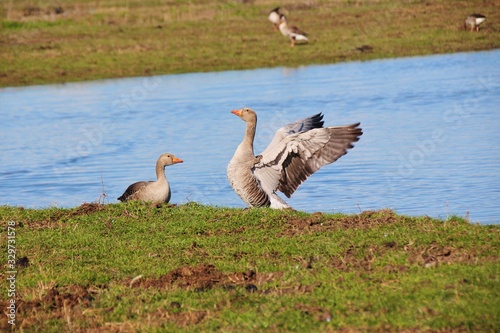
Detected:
left=227, top=108, right=362, bottom=209
left=279, top=14, right=309, bottom=47
left=464, top=13, right=486, bottom=32
left=118, top=153, right=183, bottom=205
left=268, top=7, right=282, bottom=31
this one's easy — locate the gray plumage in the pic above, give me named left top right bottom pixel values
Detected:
left=227, top=108, right=362, bottom=209
left=118, top=153, right=183, bottom=205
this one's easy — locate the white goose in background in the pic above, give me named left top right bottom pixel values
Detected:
left=279, top=14, right=309, bottom=47
left=227, top=108, right=362, bottom=209
left=464, top=13, right=486, bottom=32
left=118, top=153, right=183, bottom=205
left=268, top=7, right=281, bottom=31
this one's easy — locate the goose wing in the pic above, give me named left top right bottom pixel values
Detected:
left=117, top=181, right=152, bottom=201
left=253, top=122, right=362, bottom=198
left=290, top=25, right=307, bottom=36
left=260, top=113, right=324, bottom=158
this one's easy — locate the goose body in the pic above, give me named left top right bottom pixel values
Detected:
left=118, top=153, right=183, bottom=205
left=268, top=7, right=281, bottom=31
left=464, top=13, right=486, bottom=31
left=227, top=108, right=362, bottom=209
left=279, top=15, right=308, bottom=47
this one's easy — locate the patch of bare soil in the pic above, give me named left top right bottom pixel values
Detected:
left=129, top=263, right=281, bottom=292
left=71, top=202, right=105, bottom=216
left=329, top=240, right=486, bottom=273
left=280, top=209, right=402, bottom=237
left=126, top=263, right=280, bottom=328
left=0, top=285, right=100, bottom=330
left=407, top=241, right=480, bottom=268
left=22, top=203, right=105, bottom=230
left=16, top=285, right=96, bottom=312
left=329, top=244, right=381, bottom=272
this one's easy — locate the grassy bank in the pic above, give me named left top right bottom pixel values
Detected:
left=1, top=203, right=499, bottom=331
left=1, top=0, right=499, bottom=87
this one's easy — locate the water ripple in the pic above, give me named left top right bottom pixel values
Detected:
left=0, top=50, right=499, bottom=223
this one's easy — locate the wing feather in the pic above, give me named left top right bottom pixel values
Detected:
left=279, top=123, right=362, bottom=197
left=253, top=113, right=326, bottom=195
left=118, top=181, right=151, bottom=201
left=254, top=122, right=362, bottom=198
left=260, top=113, right=324, bottom=158
left=290, top=25, right=307, bottom=36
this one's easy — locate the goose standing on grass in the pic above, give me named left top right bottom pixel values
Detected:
left=118, top=153, right=183, bottom=205
left=464, top=13, right=486, bottom=32
left=268, top=7, right=282, bottom=31
left=227, top=108, right=362, bottom=209
left=279, top=14, right=309, bottom=47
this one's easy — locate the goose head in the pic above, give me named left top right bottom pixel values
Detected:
left=231, top=108, right=257, bottom=123
left=279, top=14, right=288, bottom=25
left=158, top=153, right=183, bottom=168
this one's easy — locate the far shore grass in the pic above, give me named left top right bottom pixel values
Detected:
left=1, top=0, right=499, bottom=87
left=1, top=2, right=499, bottom=330
left=0, top=203, right=499, bottom=331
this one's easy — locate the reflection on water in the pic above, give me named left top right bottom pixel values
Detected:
left=1, top=50, right=499, bottom=224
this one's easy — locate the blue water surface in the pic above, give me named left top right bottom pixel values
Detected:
left=1, top=50, right=499, bottom=223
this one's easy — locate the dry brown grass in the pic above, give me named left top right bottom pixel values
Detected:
left=1, top=0, right=498, bottom=87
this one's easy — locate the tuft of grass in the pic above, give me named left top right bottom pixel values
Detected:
left=0, top=0, right=499, bottom=87
left=0, top=203, right=498, bottom=331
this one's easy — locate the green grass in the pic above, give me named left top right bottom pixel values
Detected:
left=1, top=203, right=498, bottom=331
left=1, top=1, right=499, bottom=329
left=1, top=0, right=499, bottom=87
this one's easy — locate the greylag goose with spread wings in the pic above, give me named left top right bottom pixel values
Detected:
left=227, top=108, right=362, bottom=209
left=118, top=153, right=183, bottom=205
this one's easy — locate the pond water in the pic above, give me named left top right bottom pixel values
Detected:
left=1, top=50, right=499, bottom=224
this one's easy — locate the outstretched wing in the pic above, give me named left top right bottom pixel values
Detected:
left=277, top=123, right=362, bottom=197
left=259, top=113, right=324, bottom=158
left=253, top=113, right=324, bottom=195
left=253, top=122, right=362, bottom=198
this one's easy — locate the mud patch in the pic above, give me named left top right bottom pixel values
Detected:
left=129, top=263, right=281, bottom=292
left=0, top=284, right=101, bottom=330
left=407, top=242, right=478, bottom=268
left=71, top=202, right=105, bottom=216
left=329, top=245, right=379, bottom=272
left=136, top=264, right=224, bottom=291
left=15, top=256, right=30, bottom=268
left=328, top=240, right=485, bottom=273
left=280, top=209, right=400, bottom=236
left=16, top=285, right=97, bottom=315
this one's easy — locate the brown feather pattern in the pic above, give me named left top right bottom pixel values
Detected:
left=118, top=181, right=151, bottom=201
left=277, top=123, right=362, bottom=197
left=228, top=108, right=362, bottom=209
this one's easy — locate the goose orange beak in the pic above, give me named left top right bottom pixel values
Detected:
left=231, top=109, right=243, bottom=117
left=172, top=157, right=183, bottom=164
